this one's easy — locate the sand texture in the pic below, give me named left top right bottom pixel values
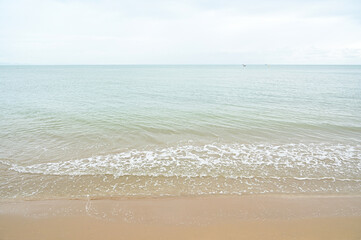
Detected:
left=1, top=195, right=361, bottom=240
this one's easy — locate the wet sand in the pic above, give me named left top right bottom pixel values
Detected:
left=1, top=195, right=361, bottom=240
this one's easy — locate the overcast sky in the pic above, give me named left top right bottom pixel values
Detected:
left=0, top=0, right=361, bottom=64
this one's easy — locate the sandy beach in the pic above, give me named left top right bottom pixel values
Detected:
left=1, top=0, right=361, bottom=238
left=1, top=195, right=361, bottom=240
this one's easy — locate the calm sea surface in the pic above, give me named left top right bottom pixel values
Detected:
left=0, top=65, right=360, bottom=199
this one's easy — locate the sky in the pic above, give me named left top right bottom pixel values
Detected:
left=0, top=0, right=361, bottom=64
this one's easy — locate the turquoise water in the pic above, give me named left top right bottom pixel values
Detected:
left=0, top=65, right=361, bottom=199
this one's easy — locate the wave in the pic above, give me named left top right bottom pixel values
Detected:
left=5, top=143, right=361, bottom=181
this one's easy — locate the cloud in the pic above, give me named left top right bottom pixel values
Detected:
left=0, top=0, right=360, bottom=64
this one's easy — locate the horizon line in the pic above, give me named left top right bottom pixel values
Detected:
left=1, top=63, right=361, bottom=66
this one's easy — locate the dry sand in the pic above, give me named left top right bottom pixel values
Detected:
left=0, top=195, right=361, bottom=240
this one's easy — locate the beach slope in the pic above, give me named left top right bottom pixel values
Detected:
left=1, top=195, right=361, bottom=240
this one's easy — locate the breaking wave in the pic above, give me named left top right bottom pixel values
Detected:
left=7, top=143, right=361, bottom=181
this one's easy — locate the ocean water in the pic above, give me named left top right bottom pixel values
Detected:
left=0, top=65, right=360, bottom=200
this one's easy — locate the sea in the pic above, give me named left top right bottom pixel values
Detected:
left=0, top=65, right=360, bottom=200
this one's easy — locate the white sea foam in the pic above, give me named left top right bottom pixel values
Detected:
left=8, top=143, right=361, bottom=182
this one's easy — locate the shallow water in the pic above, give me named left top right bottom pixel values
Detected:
left=0, top=65, right=360, bottom=199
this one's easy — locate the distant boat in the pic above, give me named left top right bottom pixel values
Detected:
left=242, top=64, right=246, bottom=67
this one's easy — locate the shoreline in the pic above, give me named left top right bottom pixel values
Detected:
left=1, top=192, right=361, bottom=204
left=1, top=195, right=361, bottom=239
